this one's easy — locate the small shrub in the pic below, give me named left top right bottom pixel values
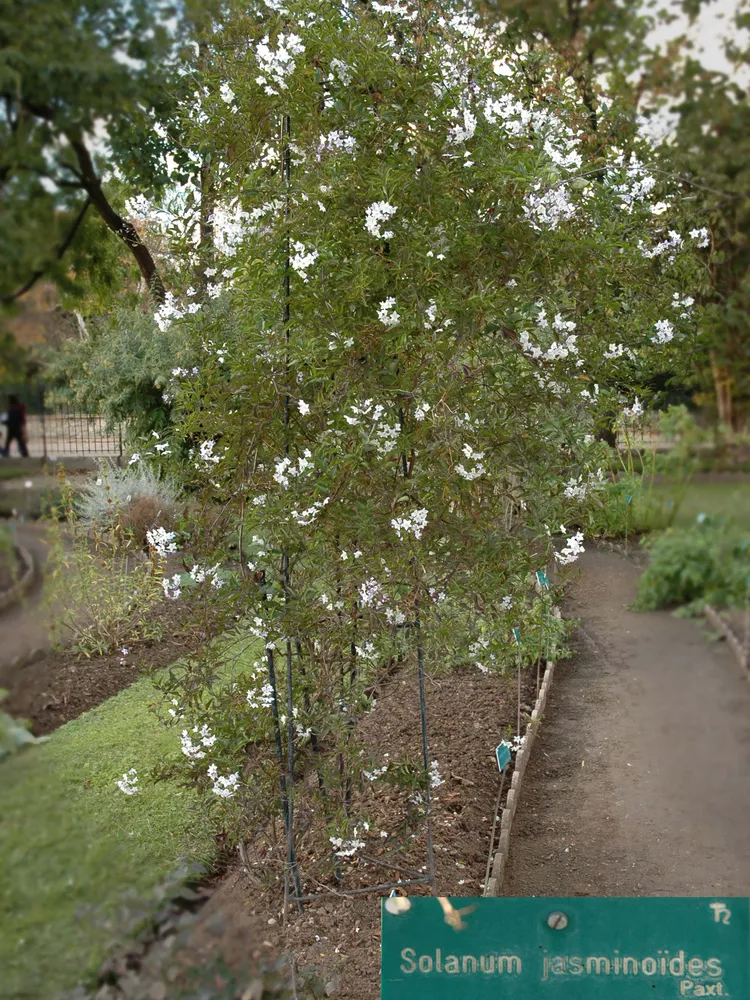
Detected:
left=44, top=478, right=169, bottom=657
left=76, top=460, right=182, bottom=541
left=634, top=518, right=750, bottom=613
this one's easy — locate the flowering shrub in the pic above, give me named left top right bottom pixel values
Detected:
left=120, top=0, right=706, bottom=892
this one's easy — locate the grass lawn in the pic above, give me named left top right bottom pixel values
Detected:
left=0, top=675, right=214, bottom=999
left=648, top=479, right=750, bottom=530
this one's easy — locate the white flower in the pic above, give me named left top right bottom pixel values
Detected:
left=523, top=183, right=576, bottom=230
left=414, top=401, right=431, bottom=421
left=146, top=527, right=178, bottom=559
left=199, top=440, right=221, bottom=465
left=555, top=531, right=585, bottom=566
left=116, top=768, right=139, bottom=796
left=377, top=297, right=400, bottom=328
left=650, top=201, right=669, bottom=216
left=255, top=32, right=305, bottom=94
left=290, top=241, right=318, bottom=282
left=652, top=319, right=675, bottom=345
left=128, top=453, right=140, bottom=466
left=623, top=397, right=644, bottom=419
left=455, top=443, right=486, bottom=481
left=298, top=399, right=310, bottom=415
left=365, top=201, right=397, bottom=239
left=24, top=480, right=32, bottom=488
left=391, top=507, right=428, bottom=541
left=219, top=82, right=236, bottom=105
left=208, top=764, right=240, bottom=799
left=162, top=574, right=182, bottom=600
left=429, top=760, right=444, bottom=788
left=690, top=227, right=710, bottom=248
left=500, top=596, right=513, bottom=611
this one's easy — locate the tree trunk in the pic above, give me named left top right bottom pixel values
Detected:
left=67, top=135, right=166, bottom=304
left=710, top=351, right=734, bottom=430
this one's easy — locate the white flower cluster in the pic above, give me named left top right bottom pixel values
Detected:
left=447, top=106, right=477, bottom=144
left=181, top=724, right=216, bottom=761
left=219, top=81, right=236, bottom=106
left=290, top=497, right=330, bottom=526
left=455, top=443, right=486, bottom=480
left=365, top=201, right=397, bottom=239
left=154, top=291, right=201, bottom=332
left=604, top=153, right=656, bottom=213
left=563, top=470, right=603, bottom=500
left=344, top=400, right=401, bottom=457
left=519, top=312, right=580, bottom=363
left=273, top=450, right=313, bottom=488
left=359, top=577, right=386, bottom=608
left=318, top=129, right=357, bottom=157
left=330, top=828, right=367, bottom=858
left=501, top=596, right=513, bottom=610
left=690, top=227, right=710, bottom=248
left=385, top=606, right=407, bottom=625
left=246, top=678, right=276, bottom=710
left=116, top=768, right=139, bottom=796
left=652, top=319, right=675, bottom=345
left=639, top=230, right=683, bottom=261
left=198, top=440, right=221, bottom=467
left=207, top=763, right=240, bottom=799
left=623, top=397, right=644, bottom=419
left=414, top=401, right=431, bottom=421
left=146, top=527, right=178, bottom=559
left=429, top=760, right=444, bottom=788
left=672, top=293, right=695, bottom=319
left=290, top=241, right=319, bottom=282
left=255, top=32, right=305, bottom=95
left=469, top=635, right=496, bottom=673
left=483, top=94, right=582, bottom=173
left=555, top=531, right=585, bottom=566
left=523, top=183, right=577, bottom=231
left=363, top=763, right=389, bottom=781
left=498, top=733, right=525, bottom=755
left=162, top=574, right=182, bottom=600
left=377, top=297, right=400, bottom=327
left=603, top=343, right=636, bottom=361
left=167, top=698, right=183, bottom=721
left=391, top=507, right=429, bottom=541
left=189, top=563, right=223, bottom=589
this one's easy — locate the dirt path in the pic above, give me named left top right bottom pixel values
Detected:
left=505, top=545, right=750, bottom=897
left=0, top=521, right=54, bottom=669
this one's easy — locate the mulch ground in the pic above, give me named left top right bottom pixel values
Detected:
left=0, top=600, right=209, bottom=735
left=111, top=661, right=541, bottom=1000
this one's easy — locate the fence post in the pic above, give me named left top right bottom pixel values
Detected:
left=40, top=387, right=47, bottom=461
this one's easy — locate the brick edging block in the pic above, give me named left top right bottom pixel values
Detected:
left=483, top=659, right=555, bottom=898
left=704, top=604, right=748, bottom=675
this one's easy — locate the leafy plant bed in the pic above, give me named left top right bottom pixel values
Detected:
left=0, top=600, right=210, bottom=735
left=0, top=671, right=216, bottom=1000
left=108, top=663, right=540, bottom=1000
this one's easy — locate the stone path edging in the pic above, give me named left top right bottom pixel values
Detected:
left=704, top=604, right=748, bottom=674
left=484, top=659, right=555, bottom=897
left=0, top=543, right=35, bottom=613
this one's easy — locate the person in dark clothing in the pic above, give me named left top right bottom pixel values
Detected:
left=2, top=395, right=29, bottom=457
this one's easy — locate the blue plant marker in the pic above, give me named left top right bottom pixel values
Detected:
left=535, top=570, right=549, bottom=589
left=512, top=627, right=521, bottom=644
left=625, top=494, right=632, bottom=504
left=495, top=743, right=511, bottom=772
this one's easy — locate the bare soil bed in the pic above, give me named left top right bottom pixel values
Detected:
left=94, top=662, right=540, bottom=1000
left=0, top=600, right=210, bottom=734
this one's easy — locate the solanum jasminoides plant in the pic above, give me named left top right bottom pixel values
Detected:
left=122, top=0, right=708, bottom=895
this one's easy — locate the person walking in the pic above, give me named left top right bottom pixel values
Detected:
left=2, top=395, right=29, bottom=457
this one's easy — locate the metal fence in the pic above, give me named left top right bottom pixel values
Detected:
left=0, top=384, right=123, bottom=459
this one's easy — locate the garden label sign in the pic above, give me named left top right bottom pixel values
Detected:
left=382, top=898, right=749, bottom=998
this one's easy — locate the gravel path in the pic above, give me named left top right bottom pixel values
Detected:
left=0, top=521, right=54, bottom=669
left=504, top=545, right=750, bottom=897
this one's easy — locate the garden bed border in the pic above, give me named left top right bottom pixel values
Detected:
left=0, top=542, right=35, bottom=613
left=483, top=658, right=555, bottom=897
left=704, top=604, right=748, bottom=675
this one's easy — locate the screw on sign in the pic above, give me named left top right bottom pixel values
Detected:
left=381, top=898, right=748, bottom=998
